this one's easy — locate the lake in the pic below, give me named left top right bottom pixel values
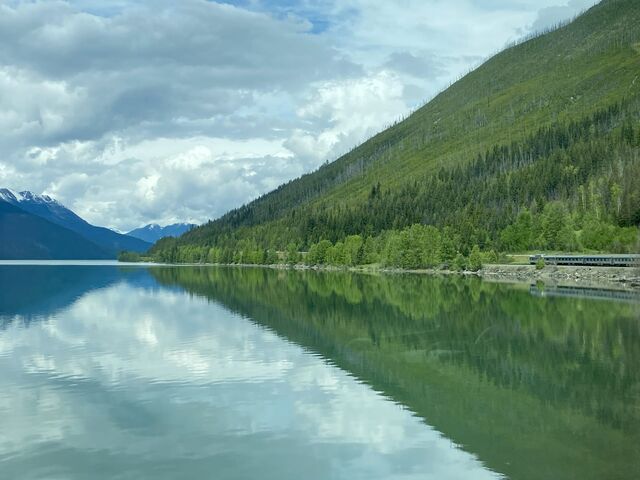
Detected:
left=0, top=262, right=638, bottom=479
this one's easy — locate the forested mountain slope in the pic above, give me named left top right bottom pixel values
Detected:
left=0, top=201, right=112, bottom=260
left=0, top=189, right=151, bottom=254
left=153, top=0, right=640, bottom=263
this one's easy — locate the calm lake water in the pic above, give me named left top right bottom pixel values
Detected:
left=0, top=263, right=638, bottom=479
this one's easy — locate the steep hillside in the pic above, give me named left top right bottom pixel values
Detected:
left=153, top=0, right=640, bottom=262
left=0, top=201, right=112, bottom=260
left=0, top=189, right=151, bottom=254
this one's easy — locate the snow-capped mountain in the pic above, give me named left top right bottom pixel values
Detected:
left=127, top=223, right=196, bottom=243
left=0, top=188, right=151, bottom=255
left=0, top=188, right=60, bottom=205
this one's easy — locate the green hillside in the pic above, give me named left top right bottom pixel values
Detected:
left=152, top=0, right=640, bottom=264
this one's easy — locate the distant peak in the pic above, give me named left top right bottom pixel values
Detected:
left=0, top=188, right=60, bottom=205
left=126, top=221, right=196, bottom=242
left=18, top=191, right=59, bottom=204
left=137, top=222, right=194, bottom=230
left=0, top=188, right=20, bottom=202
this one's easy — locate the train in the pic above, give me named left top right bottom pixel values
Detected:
left=528, top=254, right=640, bottom=267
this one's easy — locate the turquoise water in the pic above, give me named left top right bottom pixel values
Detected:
left=0, top=263, right=638, bottom=479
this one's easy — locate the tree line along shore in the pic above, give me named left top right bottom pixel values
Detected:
left=118, top=220, right=640, bottom=289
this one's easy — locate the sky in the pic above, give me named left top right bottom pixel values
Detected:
left=0, top=0, right=599, bottom=232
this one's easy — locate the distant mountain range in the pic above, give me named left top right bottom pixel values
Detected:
left=127, top=223, right=196, bottom=243
left=0, top=188, right=151, bottom=260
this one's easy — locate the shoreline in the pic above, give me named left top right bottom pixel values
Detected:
left=336, top=263, right=640, bottom=292
left=146, top=261, right=640, bottom=292
left=475, top=264, right=640, bottom=292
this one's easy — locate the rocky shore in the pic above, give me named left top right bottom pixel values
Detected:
left=153, top=261, right=640, bottom=292
left=301, top=263, right=640, bottom=292
left=476, top=264, right=640, bottom=291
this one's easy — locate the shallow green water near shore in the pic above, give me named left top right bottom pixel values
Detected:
left=0, top=263, right=638, bottom=479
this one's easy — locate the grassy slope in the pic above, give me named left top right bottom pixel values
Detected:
left=179, top=0, right=640, bottom=246
left=326, top=0, right=640, bottom=202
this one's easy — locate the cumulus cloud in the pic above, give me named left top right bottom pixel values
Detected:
left=285, top=71, right=409, bottom=164
left=0, top=1, right=356, bottom=146
left=531, top=0, right=600, bottom=32
left=31, top=136, right=300, bottom=229
left=384, top=51, right=444, bottom=79
left=0, top=0, right=598, bottom=231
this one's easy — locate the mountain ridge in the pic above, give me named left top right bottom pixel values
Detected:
left=0, top=201, right=112, bottom=260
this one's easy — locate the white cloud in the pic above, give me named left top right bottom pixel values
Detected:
left=531, top=0, right=600, bottom=32
left=285, top=71, right=408, bottom=164
left=31, top=136, right=298, bottom=230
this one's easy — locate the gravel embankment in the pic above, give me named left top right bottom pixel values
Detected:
left=478, top=264, right=640, bottom=291
left=180, top=262, right=640, bottom=292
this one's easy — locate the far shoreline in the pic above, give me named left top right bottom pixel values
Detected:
left=118, top=260, right=640, bottom=292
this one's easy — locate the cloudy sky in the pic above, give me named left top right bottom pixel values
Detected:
left=0, top=0, right=598, bottom=232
